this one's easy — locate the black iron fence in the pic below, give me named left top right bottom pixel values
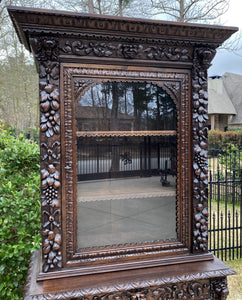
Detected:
left=77, top=135, right=176, bottom=181
left=76, top=136, right=242, bottom=260
left=208, top=144, right=242, bottom=260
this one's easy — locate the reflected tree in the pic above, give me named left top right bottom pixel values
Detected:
left=77, top=82, right=177, bottom=173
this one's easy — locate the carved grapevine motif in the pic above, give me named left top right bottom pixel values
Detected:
left=41, top=164, right=60, bottom=207
left=61, top=40, right=192, bottom=62
left=192, top=47, right=216, bottom=252
left=31, top=37, right=62, bottom=272
left=40, top=83, right=60, bottom=137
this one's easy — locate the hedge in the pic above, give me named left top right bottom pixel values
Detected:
left=0, top=125, right=41, bottom=299
left=208, top=130, right=242, bottom=148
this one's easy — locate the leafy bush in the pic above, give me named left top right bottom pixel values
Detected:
left=0, top=125, right=41, bottom=299
left=208, top=130, right=242, bottom=149
left=7, top=126, right=40, bottom=143
left=219, top=143, right=242, bottom=180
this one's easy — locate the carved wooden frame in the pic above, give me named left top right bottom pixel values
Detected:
left=60, top=64, right=191, bottom=270
left=33, top=38, right=217, bottom=276
left=7, top=8, right=238, bottom=283
left=32, top=37, right=217, bottom=276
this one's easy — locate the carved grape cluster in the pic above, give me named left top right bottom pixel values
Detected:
left=194, top=204, right=209, bottom=251
left=41, top=164, right=61, bottom=272
left=43, top=185, right=58, bottom=206
left=42, top=229, right=62, bottom=272
left=40, top=83, right=60, bottom=137
left=41, top=164, right=60, bottom=207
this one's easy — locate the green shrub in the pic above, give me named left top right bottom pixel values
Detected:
left=0, top=125, right=41, bottom=299
left=208, top=130, right=242, bottom=148
left=219, top=143, right=242, bottom=180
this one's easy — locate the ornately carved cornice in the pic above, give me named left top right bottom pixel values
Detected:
left=8, top=6, right=237, bottom=54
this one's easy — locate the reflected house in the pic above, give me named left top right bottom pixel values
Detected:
left=76, top=105, right=136, bottom=132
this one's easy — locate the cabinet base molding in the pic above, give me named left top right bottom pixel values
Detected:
left=25, top=251, right=235, bottom=300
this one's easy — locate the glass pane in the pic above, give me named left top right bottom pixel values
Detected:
left=76, top=82, right=177, bottom=249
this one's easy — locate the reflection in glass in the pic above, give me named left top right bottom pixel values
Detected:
left=76, top=82, right=177, bottom=249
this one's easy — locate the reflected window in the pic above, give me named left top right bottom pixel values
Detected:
left=76, top=82, right=177, bottom=249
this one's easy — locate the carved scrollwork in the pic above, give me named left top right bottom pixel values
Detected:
left=119, top=44, right=141, bottom=59
left=63, top=40, right=116, bottom=57
left=160, top=81, right=180, bottom=106
left=61, top=39, right=193, bottom=62
left=211, top=277, right=229, bottom=300
left=152, top=281, right=210, bottom=299
left=68, top=281, right=210, bottom=300
left=144, top=46, right=191, bottom=61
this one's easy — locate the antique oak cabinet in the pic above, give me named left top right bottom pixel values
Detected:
left=8, top=6, right=238, bottom=300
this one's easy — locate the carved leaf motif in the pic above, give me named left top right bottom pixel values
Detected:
left=50, top=88, right=59, bottom=100
left=63, top=40, right=86, bottom=56
left=40, top=90, right=49, bottom=102
left=54, top=112, right=60, bottom=125
left=51, top=100, right=60, bottom=110
left=41, top=142, right=61, bottom=162
left=41, top=100, right=51, bottom=112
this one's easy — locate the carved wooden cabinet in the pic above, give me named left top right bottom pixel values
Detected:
left=8, top=6, right=238, bottom=300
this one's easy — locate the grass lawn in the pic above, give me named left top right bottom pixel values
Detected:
left=208, top=200, right=242, bottom=299
left=209, top=199, right=241, bottom=260
left=226, top=258, right=242, bottom=300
